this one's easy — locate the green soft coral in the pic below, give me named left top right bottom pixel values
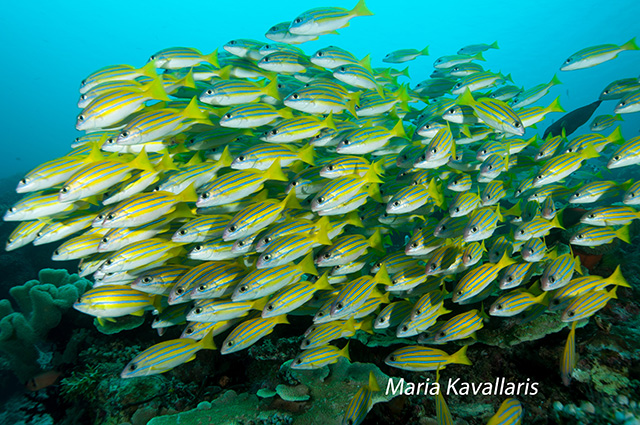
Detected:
left=0, top=268, right=92, bottom=382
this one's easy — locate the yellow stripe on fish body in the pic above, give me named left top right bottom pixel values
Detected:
left=288, top=0, right=373, bottom=35
left=607, top=135, right=640, bottom=169
left=433, top=216, right=469, bottom=239
left=78, top=252, right=111, bottom=277
left=219, top=103, right=294, bottom=128
left=311, top=167, right=381, bottom=211
left=260, top=114, right=337, bottom=143
left=520, top=237, right=547, bottom=262
left=187, top=238, right=239, bottom=261
left=254, top=218, right=317, bottom=252
left=489, top=289, right=548, bottom=317
left=623, top=181, right=640, bottom=205
left=615, top=90, right=640, bottom=114
left=405, top=226, right=446, bottom=256
left=262, top=274, right=333, bottom=318
left=120, top=331, right=216, bottom=378
left=457, top=88, right=524, bottom=135
left=32, top=212, right=96, bottom=246
left=374, top=301, right=414, bottom=330
left=187, top=297, right=266, bottom=322
left=384, top=345, right=471, bottom=371
left=79, top=79, right=145, bottom=108
left=231, top=143, right=314, bottom=170
left=256, top=217, right=333, bottom=268
left=73, top=284, right=156, bottom=318
left=151, top=303, right=191, bottom=330
left=221, top=315, right=289, bottom=354
left=197, top=160, right=288, bottom=207
left=580, top=206, right=640, bottom=226
left=101, top=169, right=161, bottom=205
left=569, top=180, right=621, bottom=204
left=149, top=46, right=219, bottom=69
left=284, top=85, right=357, bottom=115
left=76, top=77, right=170, bottom=131
left=333, top=61, right=382, bottom=95
left=452, top=254, right=516, bottom=303
left=500, top=262, right=536, bottom=289
left=433, top=308, right=485, bottom=342
left=452, top=71, right=507, bottom=95
left=98, top=185, right=198, bottom=228
left=315, top=228, right=384, bottom=267
left=80, top=62, right=157, bottom=94
left=385, top=262, right=429, bottom=292
left=341, top=371, right=379, bottom=425
left=514, top=215, right=563, bottom=241
left=199, top=78, right=278, bottom=106
left=561, top=286, right=617, bottom=322
left=233, top=253, right=318, bottom=302
left=181, top=319, right=237, bottom=340
left=131, top=265, right=190, bottom=295
left=157, top=156, right=232, bottom=195
left=570, top=224, right=630, bottom=246
left=565, top=127, right=623, bottom=154
left=99, top=238, right=183, bottom=274
left=560, top=38, right=639, bottom=71
left=222, top=190, right=301, bottom=241
left=561, top=322, right=576, bottom=386
left=386, top=184, right=432, bottom=214
left=590, top=114, right=623, bottom=131
left=371, top=251, right=420, bottom=275
left=290, top=343, right=350, bottom=370
left=171, top=215, right=232, bottom=243
left=5, top=220, right=47, bottom=251
left=517, top=97, right=565, bottom=128
left=411, top=289, right=447, bottom=321
left=477, top=139, right=508, bottom=161
left=487, top=398, right=523, bottom=425
left=310, top=45, right=359, bottom=68
left=17, top=155, right=89, bottom=193
left=336, top=120, right=406, bottom=155
left=3, top=191, right=80, bottom=222
left=329, top=265, right=390, bottom=318
left=258, top=51, right=315, bottom=74
left=548, top=266, right=629, bottom=310
left=462, top=241, right=485, bottom=267
left=51, top=232, right=104, bottom=261
left=169, top=261, right=246, bottom=304
left=98, top=215, right=172, bottom=252
left=449, top=192, right=481, bottom=217
left=115, top=97, right=211, bottom=146
left=425, top=244, right=464, bottom=276
left=532, top=143, right=600, bottom=188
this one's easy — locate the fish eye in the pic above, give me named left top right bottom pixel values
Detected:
left=429, top=263, right=436, bottom=270
left=471, top=226, right=478, bottom=233
left=270, top=129, right=278, bottom=135
left=201, top=192, right=210, bottom=199
left=105, top=259, right=113, bottom=265
left=506, top=276, right=513, bottom=282
left=620, top=102, right=626, bottom=106
left=514, top=121, right=521, bottom=128
left=81, top=79, right=87, bottom=85
left=195, top=308, right=202, bottom=314
left=178, top=229, right=187, bottom=236
left=185, top=328, right=193, bottom=334
left=142, top=276, right=152, bottom=283
left=291, top=181, right=298, bottom=186
left=228, top=225, right=237, bottom=232
left=121, top=131, right=129, bottom=137
left=574, top=192, right=580, bottom=197
left=317, top=197, right=325, bottom=204
left=535, top=175, right=543, bottom=180
left=588, top=214, right=595, bottom=219
left=229, top=40, right=236, bottom=45
left=603, top=90, right=609, bottom=95
left=53, top=250, right=60, bottom=256
left=238, top=240, right=245, bottom=246
left=238, top=156, right=245, bottom=161
left=175, top=287, right=184, bottom=295
left=342, top=139, right=350, bottom=145
left=497, top=304, right=503, bottom=310
left=455, top=83, right=461, bottom=88
left=317, top=311, right=324, bottom=317
left=101, top=237, right=109, bottom=244
left=577, top=234, right=584, bottom=239
left=439, top=331, right=446, bottom=337
left=327, top=165, right=334, bottom=171
left=206, top=89, right=213, bottom=95
left=454, top=207, right=459, bottom=213
left=265, top=237, right=272, bottom=243
left=410, top=242, right=418, bottom=248
left=226, top=340, right=234, bottom=347
left=20, top=178, right=27, bottom=184
left=447, top=109, right=455, bottom=114
left=239, top=286, right=247, bottom=292
left=128, top=363, right=137, bottom=371
left=107, top=213, right=115, bottom=220
left=193, top=245, right=202, bottom=251
left=78, top=114, right=85, bottom=121
left=224, top=113, right=232, bottom=119
left=150, top=55, right=156, bottom=61
left=263, top=254, right=271, bottom=261
left=61, top=186, right=69, bottom=193
left=565, top=58, right=571, bottom=63
left=392, top=201, right=400, bottom=207
left=548, top=275, right=555, bottom=283
left=431, top=148, right=437, bottom=154
left=263, top=57, right=270, bottom=62
left=294, top=18, right=302, bottom=23
left=378, top=317, right=385, bottom=323
left=613, top=156, right=620, bottom=161
left=80, top=94, right=87, bottom=100
left=519, top=229, right=525, bottom=235
left=317, top=51, right=324, bottom=57
left=323, top=252, right=331, bottom=259
left=338, top=67, right=346, bottom=72
left=567, top=311, right=575, bottom=317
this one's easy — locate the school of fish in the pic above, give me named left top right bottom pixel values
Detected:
left=4, top=1, right=640, bottom=423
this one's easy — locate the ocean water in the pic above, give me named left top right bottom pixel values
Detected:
left=1, top=0, right=639, bottom=179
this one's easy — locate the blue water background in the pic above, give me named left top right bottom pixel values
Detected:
left=1, top=0, right=639, bottom=179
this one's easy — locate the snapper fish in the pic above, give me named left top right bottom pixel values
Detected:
left=560, top=38, right=639, bottom=71
left=288, top=0, right=374, bottom=36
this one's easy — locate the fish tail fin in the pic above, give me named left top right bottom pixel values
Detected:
left=550, top=74, right=562, bottom=86
left=204, top=49, right=220, bottom=68
left=605, top=265, right=631, bottom=288
left=367, top=183, right=383, bottom=203
left=262, top=76, right=281, bottom=100
left=368, top=371, right=380, bottom=392
left=252, top=296, right=269, bottom=311
left=322, top=112, right=337, bottom=131
left=607, top=126, right=624, bottom=144
left=363, top=165, right=383, bottom=183
left=339, top=342, right=351, bottom=361
left=391, top=119, right=407, bottom=138
left=547, top=96, right=565, bottom=113
left=314, top=272, right=333, bottom=291
left=400, top=66, right=411, bottom=79
left=344, top=211, right=364, bottom=228
left=144, top=76, right=171, bottom=101
left=139, top=61, right=158, bottom=78
left=614, top=114, right=624, bottom=121
left=216, top=146, right=234, bottom=168
left=344, top=317, right=357, bottom=334
left=473, top=52, right=485, bottom=62
left=420, top=45, right=430, bottom=56
left=127, top=149, right=156, bottom=173
left=182, top=97, right=210, bottom=121
left=396, top=84, right=411, bottom=110
left=550, top=214, right=564, bottom=230
left=282, top=189, right=302, bottom=210
left=373, top=263, right=391, bottom=285
left=314, top=216, right=333, bottom=245
left=273, top=314, right=289, bottom=325
left=621, top=37, right=639, bottom=51
left=179, top=68, right=196, bottom=89
left=200, top=330, right=217, bottom=350
left=616, top=224, right=631, bottom=244
left=279, top=107, right=295, bottom=119
left=608, top=285, right=618, bottom=300
left=358, top=316, right=374, bottom=334
left=457, top=87, right=475, bottom=107
left=263, top=159, right=288, bottom=182
left=352, top=0, right=374, bottom=17
left=490, top=41, right=500, bottom=49
left=297, top=144, right=315, bottom=166
left=369, top=228, right=386, bottom=253
left=451, top=345, right=472, bottom=366
left=174, top=183, right=199, bottom=203
left=297, top=252, right=319, bottom=276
